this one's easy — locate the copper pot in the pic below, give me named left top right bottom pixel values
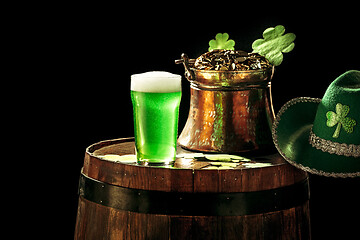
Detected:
left=176, top=54, right=275, bottom=153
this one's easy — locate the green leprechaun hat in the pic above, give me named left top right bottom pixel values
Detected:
left=272, top=70, right=360, bottom=177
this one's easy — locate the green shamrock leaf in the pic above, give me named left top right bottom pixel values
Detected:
left=252, top=25, right=296, bottom=66
left=326, top=103, right=357, bottom=138
left=209, top=33, right=235, bottom=51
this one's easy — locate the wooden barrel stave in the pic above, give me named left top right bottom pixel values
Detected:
left=75, top=196, right=310, bottom=240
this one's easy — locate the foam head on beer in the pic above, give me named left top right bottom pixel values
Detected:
left=131, top=71, right=181, bottom=93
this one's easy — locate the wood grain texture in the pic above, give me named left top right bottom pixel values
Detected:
left=75, top=197, right=311, bottom=240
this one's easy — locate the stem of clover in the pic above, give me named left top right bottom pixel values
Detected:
left=333, top=122, right=342, bottom=138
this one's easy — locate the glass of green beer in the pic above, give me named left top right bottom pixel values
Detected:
left=131, top=71, right=182, bottom=165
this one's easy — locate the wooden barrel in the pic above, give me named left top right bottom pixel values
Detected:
left=75, top=138, right=311, bottom=239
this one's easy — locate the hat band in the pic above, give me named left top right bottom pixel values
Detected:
left=309, top=128, right=360, bottom=158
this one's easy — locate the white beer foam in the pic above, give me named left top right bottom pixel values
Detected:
left=131, top=71, right=181, bottom=93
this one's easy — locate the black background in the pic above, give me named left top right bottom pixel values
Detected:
left=31, top=3, right=359, bottom=239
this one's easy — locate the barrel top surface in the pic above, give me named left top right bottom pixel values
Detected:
left=82, top=138, right=307, bottom=192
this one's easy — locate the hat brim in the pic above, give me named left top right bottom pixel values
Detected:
left=272, top=97, right=360, bottom=178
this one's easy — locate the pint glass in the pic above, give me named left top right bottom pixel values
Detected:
left=131, top=71, right=182, bottom=165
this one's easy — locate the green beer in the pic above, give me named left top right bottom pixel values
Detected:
left=131, top=71, right=182, bottom=164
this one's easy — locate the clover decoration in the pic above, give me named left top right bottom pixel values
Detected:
left=252, top=25, right=296, bottom=66
left=208, top=26, right=295, bottom=66
left=326, top=103, right=357, bottom=138
left=208, top=33, right=235, bottom=51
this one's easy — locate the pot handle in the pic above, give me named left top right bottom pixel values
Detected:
left=175, top=53, right=195, bottom=81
